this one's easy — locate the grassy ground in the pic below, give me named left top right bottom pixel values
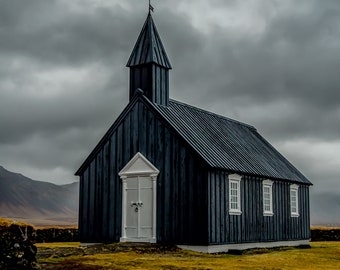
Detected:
left=0, top=217, right=77, bottom=229
left=36, top=241, right=340, bottom=270
left=0, top=217, right=33, bottom=228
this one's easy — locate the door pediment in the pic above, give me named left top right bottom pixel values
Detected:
left=119, top=152, right=159, bottom=177
left=120, top=152, right=158, bottom=243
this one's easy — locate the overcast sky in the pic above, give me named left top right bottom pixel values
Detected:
left=1, top=0, right=339, bottom=203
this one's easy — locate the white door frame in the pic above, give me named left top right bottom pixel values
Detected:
left=119, top=152, right=159, bottom=243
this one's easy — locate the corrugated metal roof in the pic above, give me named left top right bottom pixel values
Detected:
left=151, top=99, right=311, bottom=184
left=127, top=14, right=172, bottom=69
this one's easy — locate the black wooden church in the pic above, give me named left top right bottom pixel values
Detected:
left=75, top=12, right=312, bottom=252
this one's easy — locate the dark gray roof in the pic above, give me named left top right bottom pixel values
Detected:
left=150, top=99, right=311, bottom=184
left=127, top=14, right=172, bottom=69
left=75, top=90, right=310, bottom=184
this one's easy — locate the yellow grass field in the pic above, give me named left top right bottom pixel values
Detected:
left=37, top=241, right=340, bottom=270
left=0, top=217, right=33, bottom=228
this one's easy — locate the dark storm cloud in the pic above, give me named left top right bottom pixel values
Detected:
left=0, top=0, right=136, bottom=144
left=0, top=0, right=339, bottom=207
left=0, top=0, right=140, bottom=66
left=159, top=0, right=340, bottom=142
left=0, top=0, right=138, bottom=180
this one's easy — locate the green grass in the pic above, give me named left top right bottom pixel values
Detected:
left=37, top=242, right=340, bottom=269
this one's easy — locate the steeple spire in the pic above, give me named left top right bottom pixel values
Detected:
left=127, top=14, right=171, bottom=69
left=127, top=13, right=172, bottom=106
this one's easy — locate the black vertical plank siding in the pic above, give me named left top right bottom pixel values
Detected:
left=95, top=151, right=102, bottom=240
left=243, top=176, right=248, bottom=242
left=268, top=183, right=272, bottom=241
left=138, top=102, right=146, bottom=154
left=273, top=182, right=278, bottom=240
left=129, top=70, right=134, bottom=99
left=307, top=188, right=311, bottom=238
left=78, top=175, right=84, bottom=241
left=171, top=136, right=177, bottom=241
left=155, top=116, right=164, bottom=241
left=108, top=138, right=116, bottom=241
left=210, top=171, right=216, bottom=243
left=89, top=162, right=95, bottom=240
left=130, top=64, right=168, bottom=106
left=241, top=176, right=245, bottom=242
left=302, top=187, right=306, bottom=238
left=163, top=128, right=171, bottom=242
left=249, top=178, right=254, bottom=241
left=80, top=169, right=89, bottom=241
left=116, top=126, right=123, bottom=239
left=304, top=187, right=309, bottom=238
left=208, top=171, right=310, bottom=245
left=220, top=171, right=225, bottom=243
left=78, top=173, right=84, bottom=241
left=237, top=205, right=241, bottom=243
left=187, top=158, right=195, bottom=243
left=282, top=182, right=287, bottom=240
left=185, top=153, right=195, bottom=244
left=179, top=146, right=186, bottom=243
left=279, top=181, right=284, bottom=240
left=207, top=173, right=211, bottom=244
left=155, top=66, right=160, bottom=103
left=215, top=172, right=221, bottom=243
left=132, top=107, right=138, bottom=153
left=183, top=151, right=190, bottom=243
left=102, top=142, right=110, bottom=240
left=114, top=131, right=121, bottom=241
left=245, top=177, right=249, bottom=241
left=78, top=99, right=310, bottom=245
left=87, top=166, right=92, bottom=241
left=256, top=176, right=262, bottom=241
left=124, top=111, right=131, bottom=160
left=274, top=181, right=278, bottom=240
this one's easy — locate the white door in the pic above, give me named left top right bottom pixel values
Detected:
left=125, top=176, right=153, bottom=239
left=119, top=152, right=159, bottom=243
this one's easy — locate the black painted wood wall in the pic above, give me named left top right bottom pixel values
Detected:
left=129, top=64, right=169, bottom=106
left=207, top=170, right=310, bottom=244
left=79, top=99, right=209, bottom=244
left=78, top=97, right=311, bottom=246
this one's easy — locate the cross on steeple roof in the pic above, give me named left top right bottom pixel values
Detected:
left=149, top=0, right=154, bottom=13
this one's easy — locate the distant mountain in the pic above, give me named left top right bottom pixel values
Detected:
left=0, top=165, right=78, bottom=226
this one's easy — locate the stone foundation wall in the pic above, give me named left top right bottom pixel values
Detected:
left=311, top=229, right=340, bottom=241
left=34, top=228, right=79, bottom=242
left=0, top=223, right=37, bottom=269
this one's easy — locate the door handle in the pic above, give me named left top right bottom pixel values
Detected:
left=130, top=201, right=137, bottom=207
left=130, top=201, right=143, bottom=207
left=137, top=201, right=143, bottom=207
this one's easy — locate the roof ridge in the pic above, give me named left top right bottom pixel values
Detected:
left=168, top=99, right=256, bottom=131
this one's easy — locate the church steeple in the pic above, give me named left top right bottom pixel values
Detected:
left=127, top=13, right=172, bottom=106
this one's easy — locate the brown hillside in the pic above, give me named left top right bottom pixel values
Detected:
left=0, top=166, right=78, bottom=226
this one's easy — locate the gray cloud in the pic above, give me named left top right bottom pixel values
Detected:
left=0, top=0, right=339, bottom=214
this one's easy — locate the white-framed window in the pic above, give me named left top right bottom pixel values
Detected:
left=263, top=179, right=274, bottom=216
left=229, top=174, right=242, bottom=215
left=290, top=184, right=299, bottom=217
